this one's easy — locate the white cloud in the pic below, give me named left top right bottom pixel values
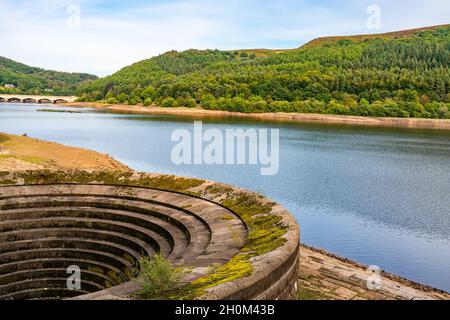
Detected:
left=0, top=0, right=227, bottom=76
left=0, top=0, right=448, bottom=76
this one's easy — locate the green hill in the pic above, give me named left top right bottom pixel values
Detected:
left=77, top=25, right=450, bottom=119
left=0, top=57, right=97, bottom=96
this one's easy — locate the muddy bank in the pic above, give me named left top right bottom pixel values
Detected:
left=65, top=102, right=450, bottom=130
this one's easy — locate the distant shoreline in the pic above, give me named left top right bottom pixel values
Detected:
left=64, top=102, right=450, bottom=130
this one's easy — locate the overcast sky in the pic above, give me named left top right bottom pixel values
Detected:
left=0, top=0, right=449, bottom=76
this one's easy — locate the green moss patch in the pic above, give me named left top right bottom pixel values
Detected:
left=298, top=287, right=329, bottom=300
left=176, top=191, right=288, bottom=299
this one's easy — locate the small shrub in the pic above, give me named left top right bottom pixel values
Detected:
left=135, top=254, right=185, bottom=299
left=106, top=97, right=118, bottom=104
left=184, top=98, right=197, bottom=108
left=128, top=97, right=140, bottom=105
left=161, top=97, right=176, bottom=108
left=143, top=98, right=153, bottom=106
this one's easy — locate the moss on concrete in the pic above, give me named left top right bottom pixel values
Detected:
left=221, top=195, right=287, bottom=256
left=298, top=287, right=330, bottom=300
left=193, top=254, right=252, bottom=289
left=0, top=171, right=15, bottom=185
left=175, top=188, right=288, bottom=299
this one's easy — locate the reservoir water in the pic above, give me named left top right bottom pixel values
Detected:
left=1, top=103, right=449, bottom=292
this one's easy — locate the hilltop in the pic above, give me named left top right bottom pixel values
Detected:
left=303, top=24, right=450, bottom=47
left=0, top=56, right=97, bottom=96
left=76, top=25, right=450, bottom=119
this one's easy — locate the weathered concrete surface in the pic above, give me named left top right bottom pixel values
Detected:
left=299, top=245, right=450, bottom=300
left=0, top=171, right=299, bottom=300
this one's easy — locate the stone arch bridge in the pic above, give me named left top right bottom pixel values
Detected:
left=0, top=94, right=77, bottom=104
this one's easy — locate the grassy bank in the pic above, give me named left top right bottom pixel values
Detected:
left=0, top=132, right=130, bottom=171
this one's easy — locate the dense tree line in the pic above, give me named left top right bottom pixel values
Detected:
left=0, top=56, right=97, bottom=95
left=77, top=26, right=450, bottom=119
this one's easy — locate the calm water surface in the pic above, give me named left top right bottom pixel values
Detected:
left=1, top=103, right=449, bottom=291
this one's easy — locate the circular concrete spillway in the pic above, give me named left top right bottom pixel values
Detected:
left=0, top=171, right=300, bottom=300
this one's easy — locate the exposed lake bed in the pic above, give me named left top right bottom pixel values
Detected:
left=1, top=103, right=449, bottom=293
left=65, top=102, right=450, bottom=130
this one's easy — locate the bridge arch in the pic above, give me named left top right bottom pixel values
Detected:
left=0, top=95, right=77, bottom=104
left=53, top=99, right=68, bottom=104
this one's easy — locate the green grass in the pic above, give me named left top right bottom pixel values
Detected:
left=134, top=254, right=185, bottom=299
left=0, top=154, right=45, bottom=165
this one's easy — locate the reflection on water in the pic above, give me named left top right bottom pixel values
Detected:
left=1, top=103, right=450, bottom=291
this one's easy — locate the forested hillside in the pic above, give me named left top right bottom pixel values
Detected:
left=77, top=25, right=450, bottom=118
left=0, top=57, right=97, bottom=95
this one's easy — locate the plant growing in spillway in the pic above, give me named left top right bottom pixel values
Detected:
left=135, top=254, right=185, bottom=299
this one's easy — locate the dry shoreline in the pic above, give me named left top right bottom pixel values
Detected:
left=0, top=132, right=130, bottom=172
left=64, top=102, right=450, bottom=130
